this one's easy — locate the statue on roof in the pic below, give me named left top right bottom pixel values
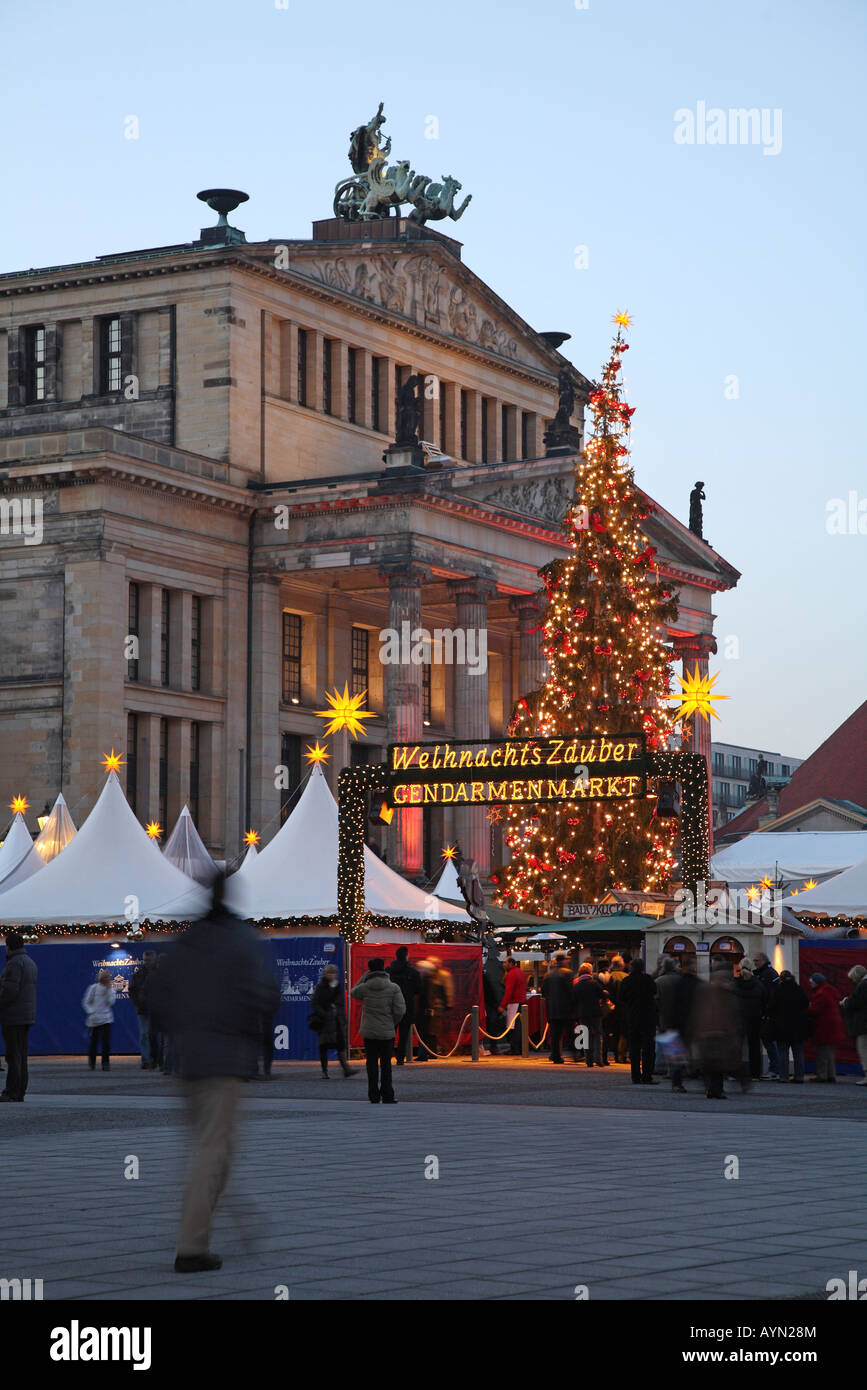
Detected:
left=543, top=367, right=581, bottom=456
left=689, top=481, right=706, bottom=538
left=395, top=374, right=422, bottom=446
left=334, top=104, right=472, bottom=226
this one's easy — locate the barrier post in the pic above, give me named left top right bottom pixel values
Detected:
left=471, top=1005, right=480, bottom=1062
left=521, top=1003, right=529, bottom=1058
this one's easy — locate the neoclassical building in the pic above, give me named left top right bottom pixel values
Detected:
left=0, top=156, right=739, bottom=881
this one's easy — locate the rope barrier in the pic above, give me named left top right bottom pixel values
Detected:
left=411, top=1015, right=473, bottom=1060
left=529, top=1023, right=550, bottom=1050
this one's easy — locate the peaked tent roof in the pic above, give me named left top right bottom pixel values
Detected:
left=0, top=813, right=45, bottom=891
left=710, top=830, right=867, bottom=885
left=431, top=857, right=461, bottom=900
left=223, top=765, right=469, bottom=922
left=721, top=699, right=867, bottom=838
left=231, top=843, right=258, bottom=875
left=784, top=854, right=867, bottom=915
left=163, top=805, right=220, bottom=885
left=0, top=772, right=210, bottom=924
left=32, top=792, right=77, bottom=863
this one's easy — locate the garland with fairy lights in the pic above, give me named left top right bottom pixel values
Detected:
left=500, top=316, right=704, bottom=914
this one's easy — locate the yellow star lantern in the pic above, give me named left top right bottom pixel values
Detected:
left=672, top=668, right=728, bottom=723
left=487, top=807, right=504, bottom=824
left=9, top=794, right=29, bottom=814
left=304, top=741, right=330, bottom=765
left=746, top=886, right=760, bottom=902
left=146, top=821, right=162, bottom=840
left=442, top=845, right=457, bottom=860
left=804, top=878, right=817, bottom=890
left=613, top=311, right=633, bottom=329
left=315, top=684, right=377, bottom=740
left=759, top=876, right=774, bottom=890
left=244, top=828, right=260, bottom=847
left=101, top=749, right=126, bottom=773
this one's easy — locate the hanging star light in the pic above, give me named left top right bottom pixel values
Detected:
left=804, top=878, right=818, bottom=890
left=613, top=311, right=633, bottom=328
left=487, top=807, right=504, bottom=824
left=244, top=828, right=261, bottom=847
left=442, top=844, right=458, bottom=860
left=9, top=794, right=29, bottom=814
left=146, top=821, right=162, bottom=840
left=304, top=740, right=330, bottom=764
left=759, top=875, right=774, bottom=890
left=672, top=668, right=728, bottom=722
left=746, top=885, right=760, bottom=902
left=101, top=749, right=126, bottom=773
left=315, top=684, right=377, bottom=740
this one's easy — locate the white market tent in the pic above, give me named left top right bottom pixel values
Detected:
left=710, top=831, right=867, bottom=886
left=232, top=842, right=259, bottom=873
left=163, top=804, right=220, bottom=885
left=0, top=813, right=46, bottom=892
left=431, top=855, right=461, bottom=900
left=223, top=763, right=470, bottom=935
left=0, top=772, right=210, bottom=924
left=783, top=854, right=867, bottom=916
left=33, top=792, right=77, bottom=863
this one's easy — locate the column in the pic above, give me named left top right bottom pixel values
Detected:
left=332, top=339, right=349, bottom=421
left=139, top=583, right=163, bottom=686
left=382, top=358, right=397, bottom=440
left=510, top=592, right=547, bottom=699
left=448, top=576, right=497, bottom=876
left=356, top=350, right=373, bottom=429
left=170, top=591, right=192, bottom=690
left=503, top=404, right=519, bottom=462
left=443, top=381, right=461, bottom=458
left=308, top=331, right=324, bottom=412
left=249, top=575, right=282, bottom=833
left=138, top=712, right=162, bottom=826
left=61, top=550, right=127, bottom=814
left=166, top=718, right=191, bottom=827
left=490, top=397, right=503, bottom=463
left=279, top=321, right=297, bottom=401
left=380, top=562, right=430, bottom=877
left=466, top=390, right=483, bottom=463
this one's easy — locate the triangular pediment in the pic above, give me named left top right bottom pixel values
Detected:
left=459, top=472, right=574, bottom=528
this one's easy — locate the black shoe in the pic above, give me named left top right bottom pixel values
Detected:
left=369, top=1097, right=380, bottom=1104
left=551, top=1058, right=564, bottom=1065
left=382, top=1098, right=398, bottom=1104
left=174, top=1252, right=222, bottom=1273
left=88, top=1062, right=95, bottom=1071
left=673, top=1084, right=687, bottom=1093
left=341, top=1067, right=359, bottom=1077
left=102, top=1064, right=110, bottom=1071
left=642, top=1079, right=659, bottom=1086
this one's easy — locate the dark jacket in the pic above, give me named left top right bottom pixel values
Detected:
left=670, top=971, right=701, bottom=1045
left=619, top=970, right=658, bottom=1030
left=807, top=982, right=845, bottom=1047
left=734, top=974, right=765, bottom=1028
left=387, top=958, right=422, bottom=1020
left=572, top=975, right=605, bottom=1021
left=309, top=978, right=347, bottom=1048
left=655, top=971, right=682, bottom=1031
left=129, top=963, right=156, bottom=1017
left=841, top=978, right=867, bottom=1038
left=147, top=910, right=280, bottom=1079
left=753, top=961, right=779, bottom=1009
left=693, top=975, right=743, bottom=1070
left=541, top=967, right=574, bottom=1020
left=0, top=946, right=38, bottom=1026
left=767, top=977, right=810, bottom=1044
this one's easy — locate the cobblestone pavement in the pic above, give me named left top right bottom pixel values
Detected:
left=1, top=1058, right=864, bottom=1301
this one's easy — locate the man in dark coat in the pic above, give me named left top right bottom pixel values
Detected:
left=768, top=969, right=810, bottom=1082
left=541, top=955, right=575, bottom=1064
left=669, top=957, right=701, bottom=1092
left=0, top=931, right=38, bottom=1103
left=619, top=958, right=658, bottom=1085
left=129, top=949, right=160, bottom=1070
left=753, top=951, right=781, bottom=1078
left=387, top=945, right=422, bottom=1065
left=572, top=963, right=605, bottom=1066
left=735, top=962, right=765, bottom=1080
left=148, top=880, right=280, bottom=1273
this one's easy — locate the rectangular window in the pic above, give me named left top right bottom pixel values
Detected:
left=371, top=356, right=381, bottom=431
left=439, top=381, right=447, bottom=450
left=127, top=582, right=140, bottom=682
left=189, top=721, right=201, bottom=825
left=347, top=347, right=357, bottom=424
left=748, top=758, right=758, bottom=774
left=158, top=718, right=168, bottom=831
left=160, top=589, right=170, bottom=687
left=280, top=732, right=302, bottom=823
left=521, top=411, right=531, bottom=459
left=351, top=627, right=369, bottom=698
left=481, top=398, right=489, bottom=463
left=422, top=660, right=432, bottom=727
left=24, top=325, right=47, bottom=403
left=460, top=390, right=468, bottom=459
left=394, top=366, right=406, bottom=431
left=322, top=337, right=332, bottom=415
left=712, top=752, right=724, bottom=774
left=501, top=403, right=509, bottom=459
left=731, top=755, right=741, bottom=774
left=126, top=712, right=138, bottom=816
left=297, top=328, right=308, bottom=406
left=191, top=596, right=202, bottom=692
left=100, top=316, right=123, bottom=393
left=781, top=763, right=790, bottom=777
left=282, top=612, right=302, bottom=704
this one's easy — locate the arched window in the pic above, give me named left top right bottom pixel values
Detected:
left=663, top=935, right=696, bottom=957
left=709, top=936, right=745, bottom=964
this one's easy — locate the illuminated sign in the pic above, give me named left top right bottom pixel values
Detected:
left=387, top=735, right=646, bottom=808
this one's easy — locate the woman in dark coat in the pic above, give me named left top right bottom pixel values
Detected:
left=310, top=965, right=357, bottom=1079
left=840, top=964, right=867, bottom=1085
left=767, top=970, right=810, bottom=1083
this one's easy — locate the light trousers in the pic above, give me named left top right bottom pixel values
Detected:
left=177, top=1076, right=240, bottom=1256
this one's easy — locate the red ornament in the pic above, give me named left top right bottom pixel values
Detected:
left=597, top=703, right=610, bottom=712
left=590, top=509, right=606, bottom=533
left=593, top=852, right=607, bottom=864
left=572, top=606, right=588, bottom=621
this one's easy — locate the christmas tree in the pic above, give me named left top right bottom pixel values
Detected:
left=500, top=315, right=682, bottom=914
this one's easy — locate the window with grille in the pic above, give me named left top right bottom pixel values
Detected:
left=189, top=721, right=200, bottom=825
left=126, top=713, right=138, bottom=815
left=191, top=596, right=202, bottom=692
left=297, top=328, right=308, bottom=406
left=24, top=326, right=46, bottom=403
left=127, top=582, right=140, bottom=682
left=347, top=347, right=357, bottom=423
left=101, top=317, right=123, bottom=393
left=280, top=732, right=302, bottom=822
left=160, top=590, right=170, bottom=687
left=282, top=612, right=302, bottom=703
left=422, top=660, right=432, bottom=726
left=460, top=390, right=468, bottom=459
left=158, top=718, right=168, bottom=830
left=322, top=338, right=332, bottom=414
left=351, top=627, right=369, bottom=697
left=371, top=356, right=381, bottom=430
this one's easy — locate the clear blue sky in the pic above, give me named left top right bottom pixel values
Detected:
left=4, top=0, right=865, bottom=761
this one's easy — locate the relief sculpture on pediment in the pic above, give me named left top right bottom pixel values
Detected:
left=464, top=476, right=573, bottom=526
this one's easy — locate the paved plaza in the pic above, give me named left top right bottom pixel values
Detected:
left=1, top=1057, right=865, bottom=1301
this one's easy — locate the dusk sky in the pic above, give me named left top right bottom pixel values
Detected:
left=4, top=0, right=864, bottom=761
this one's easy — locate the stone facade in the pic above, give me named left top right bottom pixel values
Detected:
left=0, top=207, right=739, bottom=875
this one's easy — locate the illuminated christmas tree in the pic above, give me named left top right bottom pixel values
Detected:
left=501, top=315, right=682, bottom=913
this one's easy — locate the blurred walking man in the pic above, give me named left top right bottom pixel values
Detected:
left=149, top=878, right=279, bottom=1272
left=0, top=931, right=37, bottom=1103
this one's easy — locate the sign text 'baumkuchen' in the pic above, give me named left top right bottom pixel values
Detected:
left=387, top=735, right=647, bottom=807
